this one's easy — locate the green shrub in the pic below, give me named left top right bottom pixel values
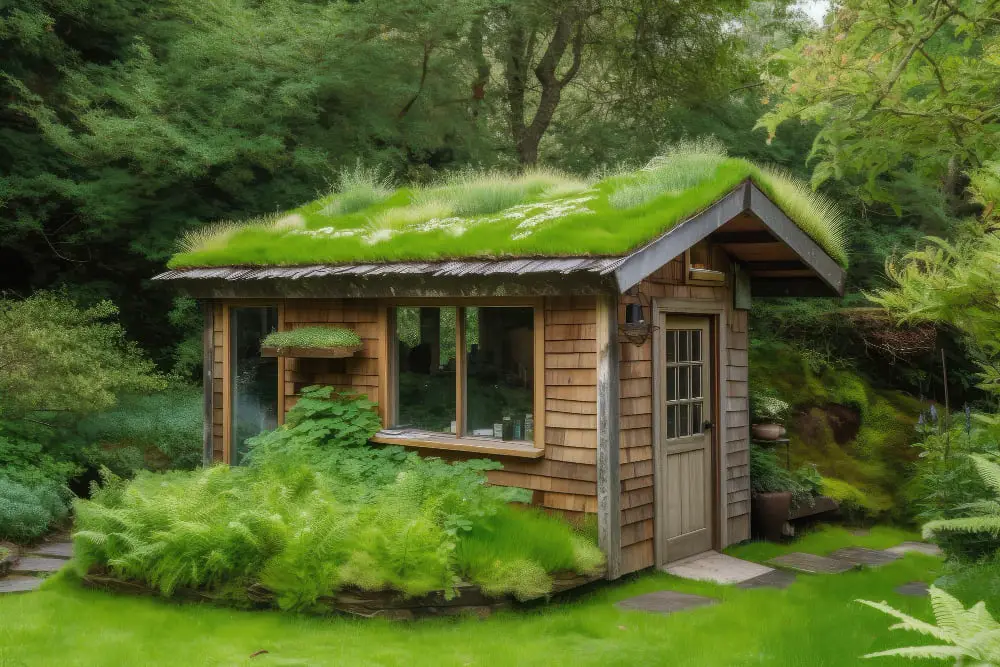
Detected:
left=0, top=477, right=68, bottom=543
left=75, top=388, right=203, bottom=474
left=74, top=387, right=603, bottom=610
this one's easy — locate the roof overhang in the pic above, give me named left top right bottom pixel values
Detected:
left=155, top=180, right=845, bottom=299
left=607, top=180, right=845, bottom=296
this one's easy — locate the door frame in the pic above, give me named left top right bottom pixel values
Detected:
left=651, top=296, right=728, bottom=566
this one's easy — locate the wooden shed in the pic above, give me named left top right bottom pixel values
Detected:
left=157, top=161, right=846, bottom=578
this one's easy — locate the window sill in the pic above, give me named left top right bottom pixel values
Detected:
left=371, top=430, right=544, bottom=459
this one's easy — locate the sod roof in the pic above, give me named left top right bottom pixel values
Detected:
left=168, top=148, right=849, bottom=270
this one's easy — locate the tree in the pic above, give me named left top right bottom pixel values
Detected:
left=757, top=0, right=1000, bottom=222
left=0, top=292, right=162, bottom=420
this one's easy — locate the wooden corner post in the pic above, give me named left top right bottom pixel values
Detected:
left=596, top=292, right=622, bottom=579
left=201, top=300, right=214, bottom=468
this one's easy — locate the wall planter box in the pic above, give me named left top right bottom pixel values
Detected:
left=81, top=567, right=606, bottom=620
left=260, top=345, right=362, bottom=359
left=752, top=491, right=792, bottom=542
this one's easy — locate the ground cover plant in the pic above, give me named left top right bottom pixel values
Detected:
left=0, top=476, right=68, bottom=543
left=0, top=526, right=951, bottom=667
left=261, top=327, right=362, bottom=351
left=169, top=142, right=849, bottom=269
left=72, top=387, right=603, bottom=609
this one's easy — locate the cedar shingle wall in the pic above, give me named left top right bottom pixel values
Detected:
left=211, top=302, right=225, bottom=463
left=725, top=309, right=751, bottom=542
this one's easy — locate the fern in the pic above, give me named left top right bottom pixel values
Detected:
left=859, top=586, right=1000, bottom=664
left=924, top=456, right=1000, bottom=542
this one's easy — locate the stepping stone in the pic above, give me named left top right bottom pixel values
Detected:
left=11, top=556, right=68, bottom=575
left=767, top=552, right=857, bottom=574
left=0, top=576, right=42, bottom=594
left=737, top=569, right=797, bottom=590
left=829, top=547, right=901, bottom=568
left=616, top=590, right=718, bottom=615
left=28, top=542, right=73, bottom=560
left=886, top=542, right=943, bottom=557
left=663, top=551, right=773, bottom=585
left=895, top=581, right=930, bottom=597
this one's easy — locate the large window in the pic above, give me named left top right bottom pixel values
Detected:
left=392, top=305, right=535, bottom=443
left=230, top=306, right=279, bottom=464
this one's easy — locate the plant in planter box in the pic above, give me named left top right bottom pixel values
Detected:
left=750, top=444, right=819, bottom=541
left=750, top=391, right=789, bottom=441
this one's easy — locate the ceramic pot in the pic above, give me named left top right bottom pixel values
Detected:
left=751, top=423, right=787, bottom=441
left=752, top=491, right=793, bottom=542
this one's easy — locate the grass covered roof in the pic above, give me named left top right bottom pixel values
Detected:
left=169, top=143, right=849, bottom=270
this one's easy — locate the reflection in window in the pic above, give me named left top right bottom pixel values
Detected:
left=230, top=307, right=279, bottom=465
left=664, top=327, right=705, bottom=440
left=465, top=307, right=534, bottom=441
left=395, top=307, right=456, bottom=433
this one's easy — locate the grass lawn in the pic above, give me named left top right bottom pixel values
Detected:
left=0, top=526, right=964, bottom=666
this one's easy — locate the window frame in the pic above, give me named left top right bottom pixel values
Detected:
left=220, top=300, right=285, bottom=465
left=380, top=298, right=545, bottom=453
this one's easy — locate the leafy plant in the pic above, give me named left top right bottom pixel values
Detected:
left=0, top=477, right=68, bottom=543
left=261, top=327, right=362, bottom=351
left=750, top=391, right=790, bottom=423
left=859, top=586, right=1000, bottom=664
left=749, top=444, right=818, bottom=508
left=923, top=455, right=1000, bottom=560
left=75, top=387, right=602, bottom=609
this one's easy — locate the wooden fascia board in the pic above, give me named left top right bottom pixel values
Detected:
left=610, top=180, right=846, bottom=297
left=746, top=184, right=846, bottom=296
left=610, top=183, right=749, bottom=293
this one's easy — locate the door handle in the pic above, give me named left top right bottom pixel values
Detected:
left=702, top=420, right=714, bottom=431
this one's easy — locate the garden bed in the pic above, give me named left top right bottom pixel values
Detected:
left=80, top=567, right=606, bottom=619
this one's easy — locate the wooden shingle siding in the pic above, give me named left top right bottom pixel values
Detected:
left=211, top=302, right=225, bottom=463
left=282, top=300, right=380, bottom=412
left=725, top=307, right=752, bottom=542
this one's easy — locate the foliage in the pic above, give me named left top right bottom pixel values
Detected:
left=260, top=327, right=362, bottom=351
left=749, top=444, right=819, bottom=508
left=74, top=388, right=203, bottom=474
left=168, top=148, right=849, bottom=268
left=0, top=419, right=81, bottom=490
left=0, top=477, right=68, bottom=543
left=859, top=586, right=1000, bottom=665
left=74, top=388, right=602, bottom=608
left=757, top=0, right=1000, bottom=220
left=750, top=391, right=790, bottom=423
left=0, top=292, right=163, bottom=419
left=923, top=455, right=1000, bottom=558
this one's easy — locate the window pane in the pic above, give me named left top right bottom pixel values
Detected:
left=666, top=366, right=677, bottom=400
left=465, top=307, right=534, bottom=441
left=692, top=330, right=702, bottom=362
left=230, top=307, right=279, bottom=465
left=666, top=405, right=677, bottom=439
left=395, top=306, right=456, bottom=433
left=665, top=331, right=677, bottom=363
left=692, top=402, right=703, bottom=433
left=678, top=403, right=690, bottom=437
left=678, top=366, right=689, bottom=399
left=692, top=365, right=702, bottom=399
left=678, top=331, right=690, bottom=362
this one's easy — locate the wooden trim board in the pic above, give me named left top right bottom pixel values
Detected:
left=372, top=433, right=544, bottom=459
left=596, top=293, right=621, bottom=579
left=202, top=301, right=215, bottom=467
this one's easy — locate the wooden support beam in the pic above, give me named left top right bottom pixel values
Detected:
left=596, top=293, right=622, bottom=579
left=201, top=301, right=214, bottom=468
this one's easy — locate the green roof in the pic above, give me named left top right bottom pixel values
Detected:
left=261, top=327, right=362, bottom=350
left=168, top=148, right=849, bottom=270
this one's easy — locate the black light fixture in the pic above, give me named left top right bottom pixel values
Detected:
left=624, top=303, right=645, bottom=324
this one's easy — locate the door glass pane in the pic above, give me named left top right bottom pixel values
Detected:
left=678, top=403, right=690, bottom=437
left=665, top=331, right=677, bottom=363
left=666, top=367, right=677, bottom=400
left=678, top=366, right=689, bottom=399
left=692, top=366, right=702, bottom=398
left=395, top=306, right=456, bottom=433
left=465, top=307, right=534, bottom=441
left=692, top=402, right=702, bottom=433
left=678, top=331, right=690, bottom=362
left=666, top=405, right=677, bottom=439
left=692, top=329, right=702, bottom=362
left=230, top=307, right=279, bottom=465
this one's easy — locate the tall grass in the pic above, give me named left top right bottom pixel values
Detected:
left=321, top=163, right=395, bottom=216
left=608, top=138, right=729, bottom=210
left=413, top=168, right=590, bottom=217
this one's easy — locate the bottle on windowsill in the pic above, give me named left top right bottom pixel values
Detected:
left=502, top=415, right=513, bottom=441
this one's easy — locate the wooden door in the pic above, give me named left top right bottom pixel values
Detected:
left=657, top=316, right=714, bottom=563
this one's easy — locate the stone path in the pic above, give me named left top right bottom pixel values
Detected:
left=0, top=539, right=74, bottom=595
left=887, top=542, right=943, bottom=557
left=829, top=547, right=902, bottom=567
left=663, top=551, right=774, bottom=585
left=768, top=552, right=857, bottom=574
left=616, top=590, right=718, bottom=615
left=737, top=569, right=797, bottom=590
left=895, top=581, right=930, bottom=597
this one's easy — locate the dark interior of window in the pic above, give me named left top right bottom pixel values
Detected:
left=230, top=306, right=279, bottom=464
left=395, top=306, right=457, bottom=433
